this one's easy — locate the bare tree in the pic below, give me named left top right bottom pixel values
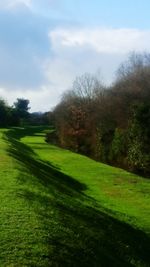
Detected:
left=72, top=72, right=104, bottom=100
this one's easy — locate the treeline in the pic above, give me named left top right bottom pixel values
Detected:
left=48, top=53, right=150, bottom=176
left=0, top=98, right=49, bottom=127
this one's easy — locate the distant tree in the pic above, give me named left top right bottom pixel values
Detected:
left=29, top=112, right=50, bottom=126
left=13, top=98, right=30, bottom=125
left=14, top=98, right=30, bottom=115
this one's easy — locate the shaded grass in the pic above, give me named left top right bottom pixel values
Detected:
left=0, top=126, right=149, bottom=266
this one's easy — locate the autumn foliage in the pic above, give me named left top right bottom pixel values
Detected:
left=48, top=53, right=150, bottom=176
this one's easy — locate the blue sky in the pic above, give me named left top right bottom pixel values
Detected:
left=0, top=0, right=150, bottom=111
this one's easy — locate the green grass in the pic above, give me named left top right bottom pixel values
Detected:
left=0, top=126, right=150, bottom=266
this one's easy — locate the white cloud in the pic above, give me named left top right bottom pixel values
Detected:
left=49, top=27, right=150, bottom=54
left=45, top=27, right=150, bottom=91
left=0, top=0, right=32, bottom=10
left=45, top=26, right=150, bottom=88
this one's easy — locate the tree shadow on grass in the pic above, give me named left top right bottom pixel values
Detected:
left=5, top=127, right=86, bottom=194
left=4, top=127, right=150, bottom=267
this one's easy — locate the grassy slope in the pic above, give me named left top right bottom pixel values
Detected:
left=0, top=126, right=150, bottom=267
left=25, top=134, right=150, bottom=233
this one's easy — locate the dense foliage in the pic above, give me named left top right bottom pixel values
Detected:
left=48, top=53, right=150, bottom=176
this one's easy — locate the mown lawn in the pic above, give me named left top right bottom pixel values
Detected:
left=0, top=126, right=150, bottom=266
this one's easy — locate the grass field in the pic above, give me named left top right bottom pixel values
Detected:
left=0, top=126, right=150, bottom=266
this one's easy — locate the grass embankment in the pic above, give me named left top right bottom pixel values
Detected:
left=0, top=126, right=150, bottom=266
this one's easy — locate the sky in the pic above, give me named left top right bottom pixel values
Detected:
left=0, top=0, right=150, bottom=111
